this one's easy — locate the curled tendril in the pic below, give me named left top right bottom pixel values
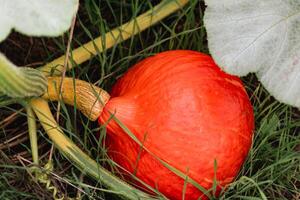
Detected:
left=31, top=161, right=72, bottom=200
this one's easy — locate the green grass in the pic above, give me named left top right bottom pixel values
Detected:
left=0, top=0, right=299, bottom=199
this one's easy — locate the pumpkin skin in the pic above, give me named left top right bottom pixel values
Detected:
left=99, top=50, right=254, bottom=200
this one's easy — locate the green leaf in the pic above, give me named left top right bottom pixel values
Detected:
left=204, top=0, right=300, bottom=108
left=0, top=0, right=79, bottom=42
left=0, top=53, right=47, bottom=98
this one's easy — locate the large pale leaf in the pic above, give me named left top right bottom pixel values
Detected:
left=204, top=0, right=300, bottom=107
left=0, top=0, right=79, bottom=42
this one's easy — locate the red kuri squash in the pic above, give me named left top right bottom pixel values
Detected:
left=99, top=50, right=254, bottom=199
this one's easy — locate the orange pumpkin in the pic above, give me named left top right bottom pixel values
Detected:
left=99, top=50, right=254, bottom=199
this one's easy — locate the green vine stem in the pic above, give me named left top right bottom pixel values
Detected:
left=30, top=98, right=156, bottom=200
left=39, top=0, right=189, bottom=75
left=25, top=104, right=39, bottom=166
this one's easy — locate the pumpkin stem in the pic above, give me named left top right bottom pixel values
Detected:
left=42, top=77, right=110, bottom=121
